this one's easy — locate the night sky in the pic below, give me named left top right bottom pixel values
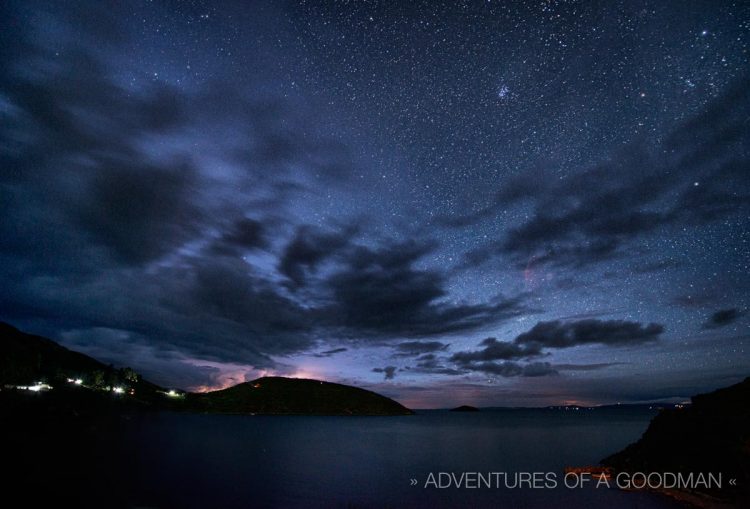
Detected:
left=1, top=0, right=748, bottom=408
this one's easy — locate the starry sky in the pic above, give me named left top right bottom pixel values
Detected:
left=1, top=0, right=748, bottom=407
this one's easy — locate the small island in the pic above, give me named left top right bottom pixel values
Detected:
left=450, top=405, right=480, bottom=412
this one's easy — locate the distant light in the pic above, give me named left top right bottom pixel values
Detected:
left=26, top=383, right=52, bottom=392
left=75, top=379, right=83, bottom=385
left=113, top=387, right=124, bottom=394
left=168, top=390, right=176, bottom=396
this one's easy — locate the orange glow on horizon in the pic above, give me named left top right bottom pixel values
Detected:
left=182, top=360, right=328, bottom=393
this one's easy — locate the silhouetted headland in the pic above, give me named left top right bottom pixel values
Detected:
left=602, top=377, right=750, bottom=507
left=0, top=322, right=412, bottom=416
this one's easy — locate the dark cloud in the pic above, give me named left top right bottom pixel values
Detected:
left=0, top=217, right=528, bottom=376
left=703, top=308, right=744, bottom=329
left=0, top=51, right=200, bottom=266
left=520, top=362, right=558, bottom=377
left=185, top=260, right=310, bottom=340
left=433, top=177, right=540, bottom=228
left=278, top=225, right=357, bottom=287
left=514, top=319, right=664, bottom=348
left=72, top=158, right=202, bottom=264
left=209, top=218, right=267, bottom=256
left=172, top=228, right=516, bottom=362
left=372, top=366, right=397, bottom=380
left=313, top=347, right=348, bottom=358
left=320, top=240, right=527, bottom=338
left=450, top=337, right=541, bottom=363
left=2, top=0, right=744, bottom=403
left=0, top=19, right=359, bottom=270
left=392, top=341, right=449, bottom=357
left=406, top=353, right=466, bottom=376
left=0, top=13, right=377, bottom=377
left=450, top=319, right=663, bottom=376
left=455, top=78, right=750, bottom=269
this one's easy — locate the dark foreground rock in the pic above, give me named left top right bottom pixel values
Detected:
left=602, top=377, right=750, bottom=507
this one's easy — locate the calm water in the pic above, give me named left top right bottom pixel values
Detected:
left=105, top=408, right=683, bottom=509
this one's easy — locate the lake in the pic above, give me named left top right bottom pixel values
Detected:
left=60, top=407, right=681, bottom=508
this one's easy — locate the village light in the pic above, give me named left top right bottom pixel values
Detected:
left=26, top=382, right=52, bottom=392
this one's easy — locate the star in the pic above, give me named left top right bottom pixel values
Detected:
left=2, top=0, right=747, bottom=407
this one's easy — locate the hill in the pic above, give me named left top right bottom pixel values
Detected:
left=1, top=321, right=111, bottom=384
left=0, top=322, right=165, bottom=399
left=188, top=376, right=413, bottom=415
left=0, top=322, right=412, bottom=416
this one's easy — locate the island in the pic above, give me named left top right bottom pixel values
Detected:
left=450, top=405, right=480, bottom=412
left=189, top=376, right=412, bottom=415
left=0, top=322, right=412, bottom=416
left=602, top=377, right=750, bottom=507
